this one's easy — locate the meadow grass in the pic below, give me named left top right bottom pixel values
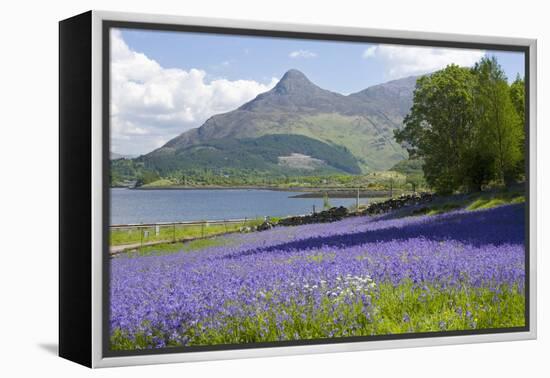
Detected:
left=110, top=218, right=264, bottom=246
left=120, top=238, right=227, bottom=258
left=412, top=190, right=525, bottom=217
left=413, top=202, right=462, bottom=216
left=466, top=193, right=525, bottom=211
left=110, top=280, right=524, bottom=349
left=141, top=178, right=175, bottom=187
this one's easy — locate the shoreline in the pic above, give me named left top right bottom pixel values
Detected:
left=112, top=185, right=397, bottom=198
left=289, top=190, right=393, bottom=199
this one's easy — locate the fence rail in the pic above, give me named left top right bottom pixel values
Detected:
left=109, top=218, right=262, bottom=254
left=110, top=218, right=249, bottom=229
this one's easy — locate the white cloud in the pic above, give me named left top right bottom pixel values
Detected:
left=362, top=44, right=485, bottom=78
left=110, top=29, right=278, bottom=155
left=362, top=46, right=377, bottom=59
left=289, top=50, right=318, bottom=59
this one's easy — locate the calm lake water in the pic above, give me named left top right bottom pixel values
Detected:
left=110, top=188, right=370, bottom=225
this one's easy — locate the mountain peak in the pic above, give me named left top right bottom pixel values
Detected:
left=146, top=72, right=416, bottom=173
left=280, top=69, right=309, bottom=81
left=273, top=69, right=317, bottom=95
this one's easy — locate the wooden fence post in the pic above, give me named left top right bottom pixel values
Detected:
left=356, top=188, right=359, bottom=214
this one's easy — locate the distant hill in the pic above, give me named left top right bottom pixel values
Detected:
left=137, top=69, right=417, bottom=176
left=141, top=134, right=361, bottom=176
left=110, top=152, right=137, bottom=160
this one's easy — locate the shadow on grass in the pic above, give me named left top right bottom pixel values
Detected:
left=226, top=203, right=525, bottom=260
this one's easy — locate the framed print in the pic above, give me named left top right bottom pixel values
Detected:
left=59, top=10, right=537, bottom=368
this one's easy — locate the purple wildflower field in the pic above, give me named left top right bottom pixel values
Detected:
left=110, top=203, right=526, bottom=350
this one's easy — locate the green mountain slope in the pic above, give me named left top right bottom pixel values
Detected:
left=140, top=134, right=361, bottom=175
left=139, top=69, right=417, bottom=175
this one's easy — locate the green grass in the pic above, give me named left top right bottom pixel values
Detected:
left=110, top=218, right=264, bottom=247
left=412, top=202, right=462, bottom=216
left=427, top=203, right=462, bottom=215
left=284, top=113, right=408, bottom=172
left=142, top=178, right=176, bottom=187
left=467, top=198, right=506, bottom=210
left=510, top=195, right=526, bottom=204
left=120, top=238, right=228, bottom=258
left=411, top=190, right=525, bottom=217
left=306, top=252, right=336, bottom=263
left=466, top=193, right=525, bottom=211
left=110, top=280, right=525, bottom=349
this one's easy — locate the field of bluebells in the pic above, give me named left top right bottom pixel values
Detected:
left=110, top=203, right=526, bottom=350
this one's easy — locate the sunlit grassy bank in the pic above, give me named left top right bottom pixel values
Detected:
left=110, top=218, right=266, bottom=247
left=411, top=190, right=525, bottom=216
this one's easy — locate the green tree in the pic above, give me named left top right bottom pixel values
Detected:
left=136, top=170, right=160, bottom=187
left=395, top=57, right=525, bottom=193
left=472, top=57, right=523, bottom=185
left=510, top=74, right=525, bottom=121
left=509, top=74, right=526, bottom=175
left=394, top=64, right=477, bottom=194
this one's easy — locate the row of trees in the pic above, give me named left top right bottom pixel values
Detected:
left=395, top=57, right=525, bottom=194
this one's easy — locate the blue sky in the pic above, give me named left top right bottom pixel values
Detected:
left=119, top=28, right=524, bottom=94
left=110, top=28, right=525, bottom=156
